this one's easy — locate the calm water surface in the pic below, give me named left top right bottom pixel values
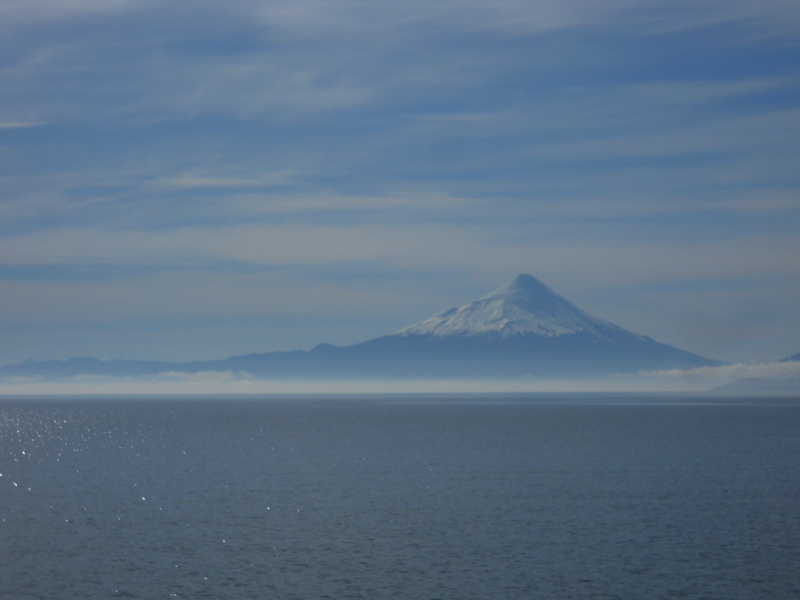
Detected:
left=1, top=394, right=799, bottom=599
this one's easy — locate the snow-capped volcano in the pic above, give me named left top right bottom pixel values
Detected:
left=339, top=272, right=723, bottom=377
left=394, top=274, right=645, bottom=342
left=0, top=273, right=724, bottom=381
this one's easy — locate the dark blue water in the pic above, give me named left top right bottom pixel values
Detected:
left=1, top=394, right=799, bottom=599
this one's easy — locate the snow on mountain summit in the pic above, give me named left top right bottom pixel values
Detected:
left=394, top=274, right=646, bottom=341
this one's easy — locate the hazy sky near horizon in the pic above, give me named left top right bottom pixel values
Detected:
left=1, top=0, right=799, bottom=366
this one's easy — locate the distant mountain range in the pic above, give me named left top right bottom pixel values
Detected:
left=1, top=274, right=727, bottom=381
left=713, top=377, right=800, bottom=394
left=714, top=352, right=800, bottom=394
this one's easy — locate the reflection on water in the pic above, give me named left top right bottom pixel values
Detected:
left=1, top=395, right=799, bottom=599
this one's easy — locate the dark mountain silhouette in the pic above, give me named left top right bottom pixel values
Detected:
left=1, top=274, right=723, bottom=381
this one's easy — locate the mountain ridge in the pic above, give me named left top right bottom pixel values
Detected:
left=393, top=274, right=647, bottom=342
left=0, top=274, right=724, bottom=381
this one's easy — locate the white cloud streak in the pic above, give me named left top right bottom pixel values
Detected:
left=641, top=360, right=800, bottom=383
left=2, top=0, right=798, bottom=124
left=0, top=121, right=46, bottom=129
left=0, top=219, right=797, bottom=288
left=0, top=373, right=707, bottom=396
left=1, top=0, right=798, bottom=366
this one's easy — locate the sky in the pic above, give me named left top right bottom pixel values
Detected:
left=1, top=0, right=799, bottom=372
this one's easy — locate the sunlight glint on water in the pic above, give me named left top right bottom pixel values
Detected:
left=1, top=395, right=799, bottom=599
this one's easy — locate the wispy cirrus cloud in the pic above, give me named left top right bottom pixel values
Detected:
left=2, top=0, right=797, bottom=124
left=0, top=120, right=46, bottom=129
left=1, top=0, right=799, bottom=367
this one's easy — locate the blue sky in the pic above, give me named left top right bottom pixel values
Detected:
left=1, top=0, right=799, bottom=367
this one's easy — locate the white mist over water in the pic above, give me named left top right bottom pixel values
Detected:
left=2, top=357, right=800, bottom=396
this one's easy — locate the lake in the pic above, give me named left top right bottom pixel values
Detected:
left=1, top=394, right=799, bottom=599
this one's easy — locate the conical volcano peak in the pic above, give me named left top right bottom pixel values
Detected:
left=496, top=274, right=549, bottom=295
left=480, top=274, right=584, bottom=318
left=393, top=274, right=644, bottom=341
left=484, top=274, right=562, bottom=302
